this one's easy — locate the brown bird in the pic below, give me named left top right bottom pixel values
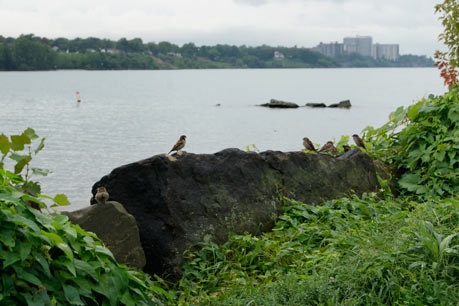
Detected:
left=95, top=187, right=109, bottom=205
left=168, top=135, right=187, bottom=154
left=352, top=134, right=366, bottom=149
left=303, top=137, right=316, bottom=151
left=319, top=141, right=339, bottom=155
left=343, top=145, right=351, bottom=152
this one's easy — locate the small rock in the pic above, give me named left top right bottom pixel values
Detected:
left=305, top=103, right=327, bottom=108
left=259, top=99, right=299, bottom=108
left=62, top=202, right=146, bottom=269
left=328, top=100, right=351, bottom=108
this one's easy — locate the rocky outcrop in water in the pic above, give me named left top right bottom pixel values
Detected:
left=62, top=202, right=146, bottom=269
left=259, top=99, right=299, bottom=108
left=328, top=99, right=352, bottom=108
left=305, top=102, right=327, bottom=108
left=91, top=148, right=379, bottom=278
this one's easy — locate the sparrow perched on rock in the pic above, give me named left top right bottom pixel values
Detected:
left=303, top=137, right=316, bottom=151
left=319, top=141, right=339, bottom=155
left=352, top=134, right=366, bottom=149
left=95, top=187, right=109, bottom=205
left=342, top=145, right=351, bottom=152
left=169, top=135, right=187, bottom=154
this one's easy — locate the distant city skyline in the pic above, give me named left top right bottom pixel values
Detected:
left=0, top=0, right=445, bottom=56
left=315, top=35, right=400, bottom=61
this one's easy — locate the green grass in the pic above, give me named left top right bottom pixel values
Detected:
left=168, top=195, right=458, bottom=305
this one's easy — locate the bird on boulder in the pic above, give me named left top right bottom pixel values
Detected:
left=169, top=135, right=187, bottom=154
left=319, top=141, right=339, bottom=155
left=342, top=145, right=351, bottom=152
left=352, top=134, right=366, bottom=149
left=303, top=137, right=316, bottom=151
left=95, top=187, right=109, bottom=205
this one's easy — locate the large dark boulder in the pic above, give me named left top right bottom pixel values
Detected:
left=259, top=99, right=299, bottom=108
left=62, top=202, right=146, bottom=269
left=91, top=148, right=379, bottom=278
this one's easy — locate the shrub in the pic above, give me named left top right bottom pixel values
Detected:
left=363, top=86, right=459, bottom=198
left=0, top=129, right=170, bottom=305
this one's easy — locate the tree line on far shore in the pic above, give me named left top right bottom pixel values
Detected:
left=0, top=34, right=434, bottom=71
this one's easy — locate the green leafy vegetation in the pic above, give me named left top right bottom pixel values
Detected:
left=363, top=86, right=459, bottom=198
left=169, top=196, right=458, bottom=305
left=0, top=129, right=170, bottom=305
left=0, top=34, right=432, bottom=71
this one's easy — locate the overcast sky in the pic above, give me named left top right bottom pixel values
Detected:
left=0, top=0, right=446, bottom=56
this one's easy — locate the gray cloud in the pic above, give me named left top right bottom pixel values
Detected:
left=233, top=0, right=269, bottom=6
left=0, top=0, right=444, bottom=56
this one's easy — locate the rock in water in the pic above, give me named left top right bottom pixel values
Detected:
left=62, top=202, right=146, bottom=269
left=328, top=99, right=352, bottom=108
left=305, top=102, right=327, bottom=108
left=91, top=149, right=379, bottom=278
left=259, top=99, right=299, bottom=108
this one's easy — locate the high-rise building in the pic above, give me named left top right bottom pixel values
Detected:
left=343, top=36, right=373, bottom=57
left=314, top=36, right=400, bottom=61
left=372, top=44, right=399, bottom=61
left=315, top=42, right=344, bottom=57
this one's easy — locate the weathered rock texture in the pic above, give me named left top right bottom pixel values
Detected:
left=259, top=99, right=299, bottom=108
left=62, top=202, right=146, bottom=269
left=91, top=148, right=379, bottom=278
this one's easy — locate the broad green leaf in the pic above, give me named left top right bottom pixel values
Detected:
left=0, top=134, right=11, bottom=155
left=3, top=251, right=21, bottom=268
left=440, top=233, right=457, bottom=254
left=63, top=225, right=77, bottom=240
left=14, top=158, right=32, bottom=174
left=53, top=194, right=69, bottom=206
left=13, top=266, right=42, bottom=286
left=10, top=134, right=31, bottom=151
left=0, top=229, right=16, bottom=248
left=7, top=213, right=41, bottom=234
left=19, top=242, right=32, bottom=261
left=63, top=285, right=84, bottom=306
left=94, top=245, right=115, bottom=259
left=23, top=128, right=39, bottom=140
left=57, top=243, right=74, bottom=262
left=9, top=152, right=29, bottom=162
left=74, top=259, right=98, bottom=280
left=407, top=103, right=420, bottom=120
left=398, top=174, right=427, bottom=194
left=447, top=106, right=459, bottom=123
left=34, top=253, right=52, bottom=278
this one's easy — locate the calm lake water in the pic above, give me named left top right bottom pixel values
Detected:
left=0, top=68, right=446, bottom=210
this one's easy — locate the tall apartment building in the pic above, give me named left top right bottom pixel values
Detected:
left=315, top=42, right=344, bottom=57
left=372, top=44, right=399, bottom=61
left=343, top=36, right=373, bottom=57
left=315, top=35, right=400, bottom=61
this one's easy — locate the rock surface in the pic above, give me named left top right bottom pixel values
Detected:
left=305, top=102, right=327, bottom=108
left=328, top=99, right=352, bottom=108
left=91, top=148, right=379, bottom=278
left=259, top=99, right=299, bottom=108
left=62, top=202, right=146, bottom=269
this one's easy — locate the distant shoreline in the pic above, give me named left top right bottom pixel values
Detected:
left=0, top=34, right=434, bottom=71
left=0, top=66, right=437, bottom=73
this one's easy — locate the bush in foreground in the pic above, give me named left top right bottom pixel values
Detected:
left=173, top=196, right=458, bottom=305
left=0, top=180, right=170, bottom=305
